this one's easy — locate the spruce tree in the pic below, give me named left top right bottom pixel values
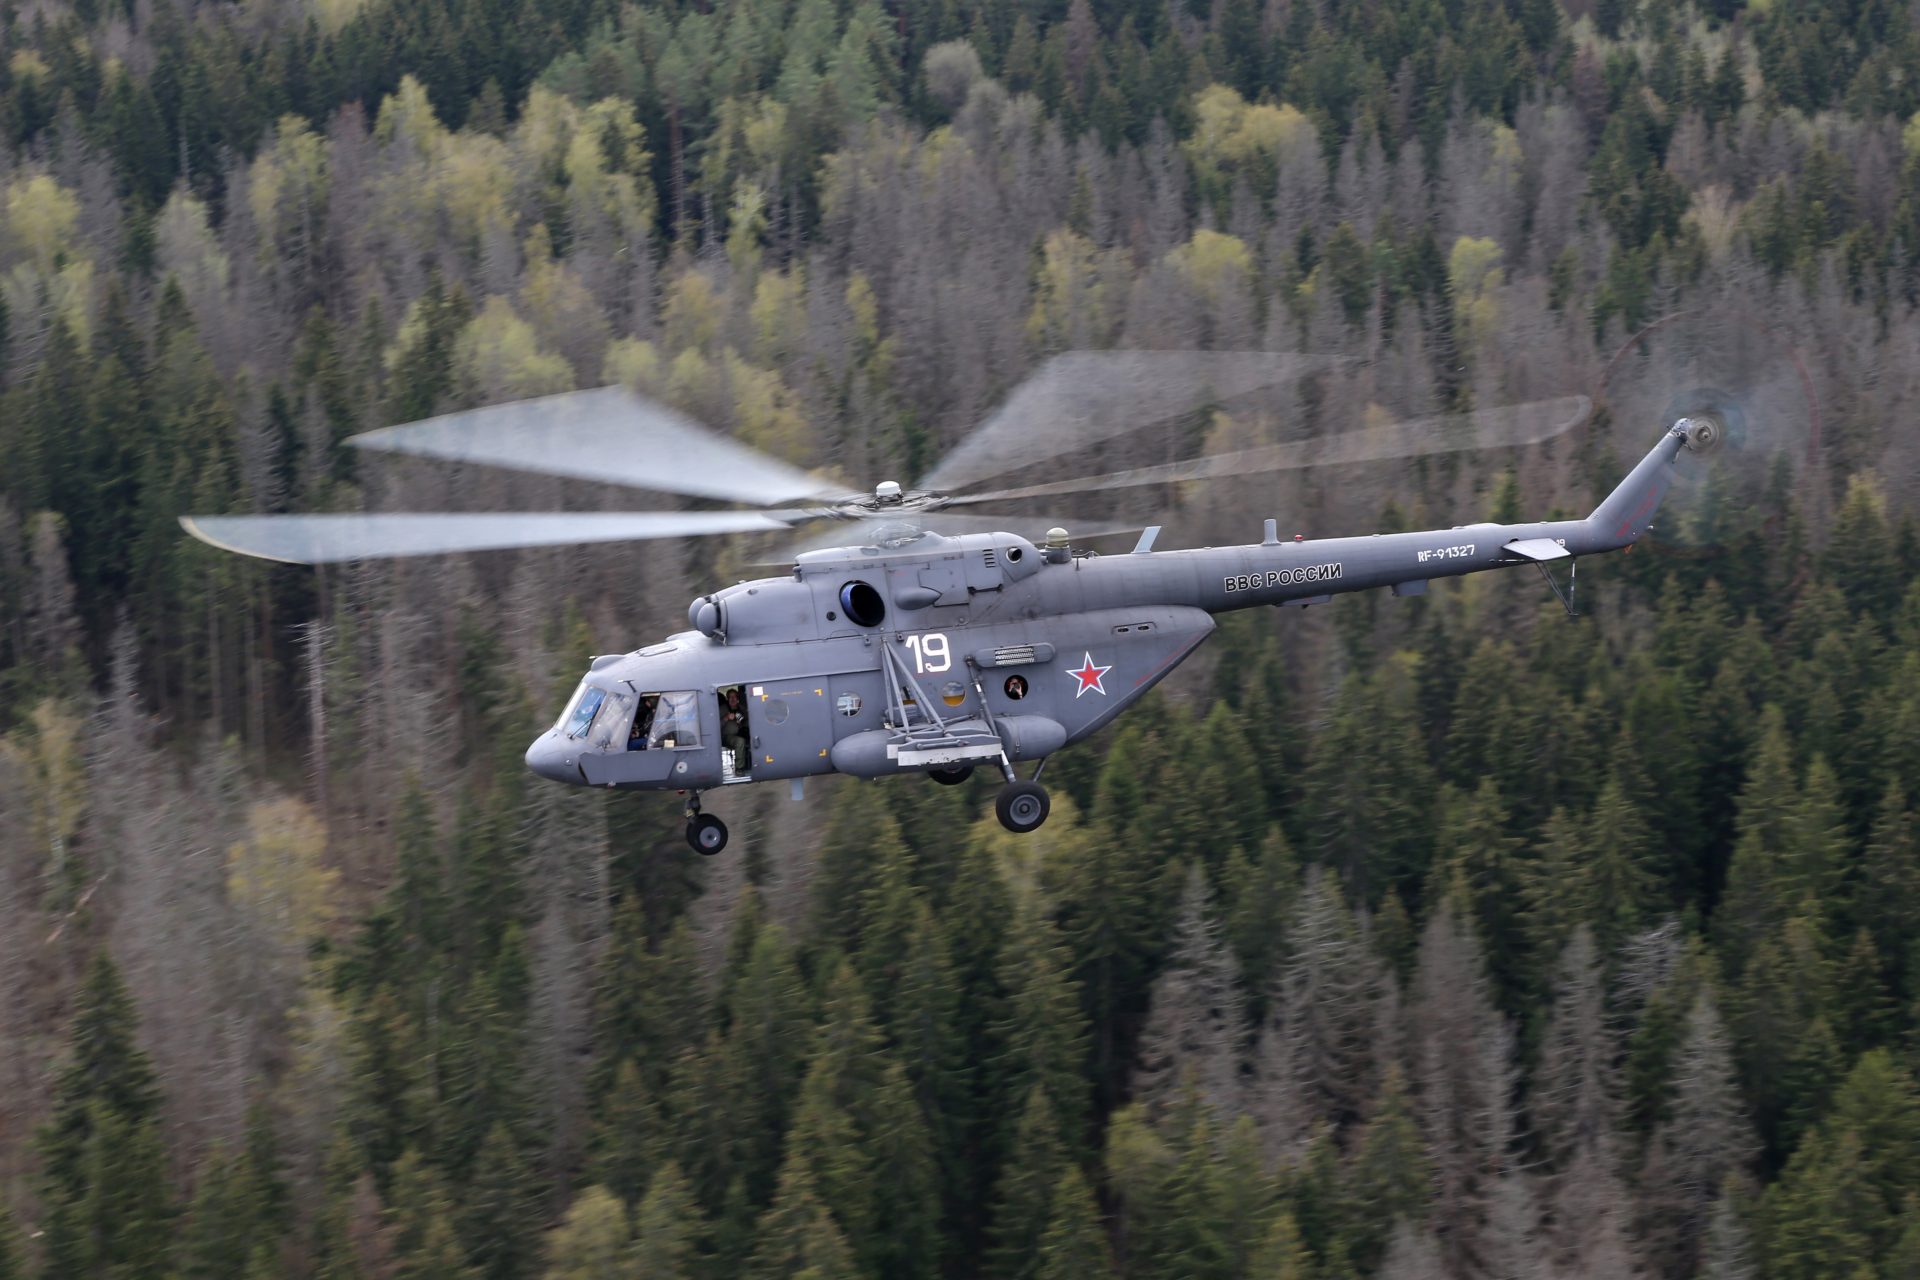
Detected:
left=863, top=1061, right=942, bottom=1280
left=39, top=952, right=174, bottom=1280
left=1716, top=707, right=1802, bottom=978
left=1431, top=779, right=1526, bottom=1007
left=542, top=1186, right=634, bottom=1279
left=995, top=908, right=1093, bottom=1152
left=1302, top=671, right=1435, bottom=899
left=1033, top=1165, right=1114, bottom=1280
left=1269, top=867, right=1377, bottom=1130
left=1133, top=864, right=1244, bottom=1119
left=1642, top=988, right=1758, bottom=1276
left=984, top=1086, right=1071, bottom=1280
left=1583, top=774, right=1656, bottom=948
left=890, top=902, right=970, bottom=1210
left=1222, top=825, right=1298, bottom=1020
left=631, top=1162, right=704, bottom=1279
left=1250, top=1210, right=1312, bottom=1280
left=1042, top=811, right=1162, bottom=1111
left=177, top=1134, right=288, bottom=1280
left=460, top=1124, right=541, bottom=1280
left=747, top=1155, right=859, bottom=1280
left=1859, top=783, right=1920, bottom=990
left=1343, top=1066, right=1430, bottom=1271
left=589, top=1059, right=668, bottom=1209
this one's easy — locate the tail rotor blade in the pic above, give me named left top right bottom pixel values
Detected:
left=348, top=386, right=841, bottom=506
left=180, top=511, right=801, bottom=565
left=942, top=395, right=1593, bottom=507
left=917, top=351, right=1341, bottom=494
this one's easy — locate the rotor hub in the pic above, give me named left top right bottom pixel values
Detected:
left=1676, top=414, right=1725, bottom=455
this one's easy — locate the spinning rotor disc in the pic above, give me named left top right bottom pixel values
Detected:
left=1596, top=313, right=1822, bottom=554
left=183, top=351, right=1602, bottom=565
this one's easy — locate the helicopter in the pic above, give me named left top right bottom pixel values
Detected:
left=183, top=351, right=1737, bottom=855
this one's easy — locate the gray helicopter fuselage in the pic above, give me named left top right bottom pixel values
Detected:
left=524, top=427, right=1690, bottom=793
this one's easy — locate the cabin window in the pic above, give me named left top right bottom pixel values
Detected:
left=647, top=691, right=703, bottom=749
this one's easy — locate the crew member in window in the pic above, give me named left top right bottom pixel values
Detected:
left=1004, top=674, right=1028, bottom=700
left=720, top=687, right=750, bottom=774
left=630, top=695, right=658, bottom=750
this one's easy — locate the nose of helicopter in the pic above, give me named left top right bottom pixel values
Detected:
left=524, top=731, right=583, bottom=784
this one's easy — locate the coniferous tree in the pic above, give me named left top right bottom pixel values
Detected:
left=388, top=1151, right=478, bottom=1280
left=1343, top=1065, right=1430, bottom=1271
left=864, top=1061, right=943, bottom=1279
left=1222, top=825, right=1299, bottom=1015
left=1859, top=783, right=1920, bottom=993
left=995, top=908, right=1092, bottom=1152
left=1302, top=671, right=1435, bottom=900
left=39, top=952, right=174, bottom=1280
left=1043, top=811, right=1164, bottom=1111
left=542, top=1186, right=634, bottom=1279
left=746, top=1156, right=859, bottom=1280
left=1265, top=868, right=1377, bottom=1132
left=631, top=1162, right=704, bottom=1280
left=461, top=1124, right=542, bottom=1280
left=891, top=900, right=971, bottom=1201
left=983, top=1085, right=1071, bottom=1280
left=589, top=1059, right=668, bottom=1209
left=1133, top=864, right=1244, bottom=1119
left=1641, top=988, right=1758, bottom=1276
left=1034, top=1165, right=1114, bottom=1280
left=177, top=1131, right=288, bottom=1280
left=1715, top=707, right=1801, bottom=977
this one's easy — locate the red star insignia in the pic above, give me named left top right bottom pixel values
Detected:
left=1068, top=652, right=1112, bottom=698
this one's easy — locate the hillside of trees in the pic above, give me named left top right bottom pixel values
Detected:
left=6, top=0, right=1920, bottom=1275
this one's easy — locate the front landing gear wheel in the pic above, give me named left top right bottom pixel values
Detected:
left=995, top=781, right=1051, bottom=833
left=929, top=765, right=974, bottom=786
left=687, top=814, right=729, bottom=856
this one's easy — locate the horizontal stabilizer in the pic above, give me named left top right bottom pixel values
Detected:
left=1503, top=537, right=1572, bottom=562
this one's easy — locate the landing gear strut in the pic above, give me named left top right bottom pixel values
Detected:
left=995, top=779, right=1051, bottom=833
left=683, top=793, right=729, bottom=855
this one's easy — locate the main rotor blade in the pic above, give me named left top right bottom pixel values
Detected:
left=181, top=511, right=800, bottom=564
left=941, top=395, right=1593, bottom=507
left=917, top=351, right=1341, bottom=495
left=349, top=386, right=841, bottom=506
left=766, top=514, right=1139, bottom=563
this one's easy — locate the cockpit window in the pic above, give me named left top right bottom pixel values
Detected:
left=562, top=684, right=605, bottom=738
left=588, top=689, right=635, bottom=752
left=647, top=691, right=703, bottom=749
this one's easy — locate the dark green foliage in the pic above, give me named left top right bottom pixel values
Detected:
left=1763, top=1052, right=1920, bottom=1278
left=984, top=1086, right=1071, bottom=1280
left=38, top=953, right=174, bottom=1280
left=176, top=1112, right=289, bottom=1279
left=1033, top=1165, right=1114, bottom=1280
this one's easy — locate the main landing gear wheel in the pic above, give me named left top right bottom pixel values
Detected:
left=929, top=765, right=974, bottom=786
left=687, top=814, right=729, bottom=856
left=995, top=780, right=1051, bottom=833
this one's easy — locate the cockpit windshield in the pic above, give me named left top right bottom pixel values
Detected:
left=588, top=688, right=636, bottom=751
left=561, top=683, right=605, bottom=738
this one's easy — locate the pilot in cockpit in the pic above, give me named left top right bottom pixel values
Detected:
left=629, top=694, right=658, bottom=750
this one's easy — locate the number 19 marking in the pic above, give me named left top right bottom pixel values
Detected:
left=905, top=632, right=952, bottom=674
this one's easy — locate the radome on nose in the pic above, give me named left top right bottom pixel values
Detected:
left=524, top=731, right=581, bottom=784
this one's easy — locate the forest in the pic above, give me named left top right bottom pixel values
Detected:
left=5, top=0, right=1920, bottom=1274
